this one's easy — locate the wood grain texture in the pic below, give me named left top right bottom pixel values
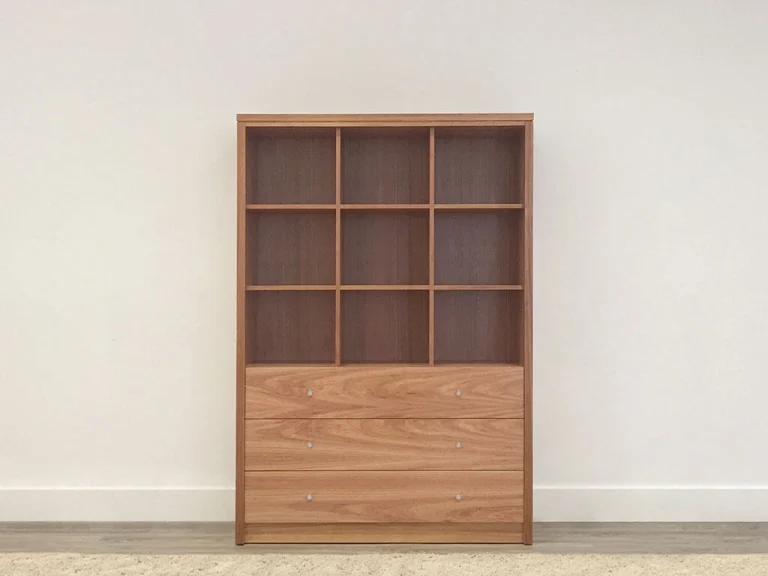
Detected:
left=523, top=120, right=534, bottom=545
left=434, top=127, right=525, bottom=204
left=246, top=285, right=335, bottom=291
left=246, top=204, right=335, bottom=210
left=434, top=212, right=522, bottom=286
left=435, top=204, right=523, bottom=210
left=335, top=287, right=341, bottom=366
left=429, top=128, right=436, bottom=366
left=340, top=285, right=430, bottom=291
left=342, top=204, right=429, bottom=210
left=238, top=115, right=533, bottom=545
left=244, top=471, right=523, bottom=523
left=246, top=204, right=522, bottom=211
left=236, top=122, right=247, bottom=545
left=435, top=291, right=522, bottom=364
left=335, top=129, right=342, bottom=366
left=245, top=292, right=335, bottom=364
left=244, top=522, right=523, bottom=544
left=245, top=365, right=524, bottom=419
left=245, top=419, right=523, bottom=471
left=342, top=212, right=429, bottom=285
left=246, top=212, right=335, bottom=285
left=341, top=291, right=429, bottom=363
left=435, top=285, right=522, bottom=291
left=246, top=128, right=335, bottom=204
left=238, top=113, right=534, bottom=126
left=342, top=131, right=429, bottom=204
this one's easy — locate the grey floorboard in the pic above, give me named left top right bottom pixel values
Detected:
left=1, top=523, right=767, bottom=554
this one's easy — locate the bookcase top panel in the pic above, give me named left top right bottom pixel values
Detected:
left=237, top=113, right=533, bottom=127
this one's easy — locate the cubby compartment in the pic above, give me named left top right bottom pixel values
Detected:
left=435, top=291, right=523, bottom=364
left=342, top=128, right=429, bottom=204
left=342, top=211, right=429, bottom=285
left=342, top=291, right=429, bottom=363
left=245, top=291, right=335, bottom=364
left=434, top=211, right=523, bottom=286
left=246, top=128, right=336, bottom=204
left=435, top=127, right=525, bottom=204
left=246, top=212, right=335, bottom=285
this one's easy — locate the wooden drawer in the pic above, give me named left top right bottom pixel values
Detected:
left=244, top=471, right=523, bottom=524
left=245, top=419, right=522, bottom=471
left=245, top=365, right=523, bottom=418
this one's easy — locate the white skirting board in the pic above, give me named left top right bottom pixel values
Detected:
left=1, top=487, right=767, bottom=522
left=0, top=488, right=234, bottom=522
left=534, top=486, right=768, bottom=522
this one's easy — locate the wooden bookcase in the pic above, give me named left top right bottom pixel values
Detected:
left=237, top=114, right=533, bottom=544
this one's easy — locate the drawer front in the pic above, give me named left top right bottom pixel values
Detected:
left=244, top=471, right=523, bottom=524
left=245, top=419, right=522, bottom=471
left=245, top=365, right=523, bottom=418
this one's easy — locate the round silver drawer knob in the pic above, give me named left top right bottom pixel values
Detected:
left=455, top=494, right=462, bottom=501
left=455, top=390, right=462, bottom=397
left=456, top=442, right=462, bottom=449
left=307, top=390, right=313, bottom=397
left=307, top=442, right=313, bottom=448
left=306, top=494, right=313, bottom=501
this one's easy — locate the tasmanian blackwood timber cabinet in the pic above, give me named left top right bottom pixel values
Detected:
left=236, top=114, right=533, bottom=544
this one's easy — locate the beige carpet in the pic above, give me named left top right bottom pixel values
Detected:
left=1, top=553, right=767, bottom=575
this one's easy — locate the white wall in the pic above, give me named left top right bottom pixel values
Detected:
left=2, top=0, right=767, bottom=522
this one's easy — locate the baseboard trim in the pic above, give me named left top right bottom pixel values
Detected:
left=0, top=488, right=234, bottom=522
left=534, top=486, right=768, bottom=522
left=2, top=486, right=767, bottom=522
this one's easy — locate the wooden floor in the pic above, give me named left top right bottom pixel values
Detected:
left=1, top=523, right=768, bottom=554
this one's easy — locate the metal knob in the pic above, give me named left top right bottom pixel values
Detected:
left=455, top=494, right=462, bottom=501
left=307, top=442, right=313, bottom=448
left=307, top=390, right=313, bottom=397
left=455, top=390, right=462, bottom=397
left=306, top=494, right=313, bottom=501
left=456, top=442, right=462, bottom=449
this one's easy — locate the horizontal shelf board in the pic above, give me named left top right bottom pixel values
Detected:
left=246, top=285, right=335, bottom=291
left=247, top=285, right=522, bottom=292
left=435, top=204, right=523, bottom=210
left=340, top=285, right=430, bottom=291
left=245, top=421, right=522, bottom=424
left=246, top=363, right=524, bottom=368
left=246, top=364, right=338, bottom=368
left=246, top=204, right=335, bottom=211
left=243, top=468, right=520, bottom=471
left=435, top=285, right=523, bottom=291
left=238, top=113, right=534, bottom=127
left=245, top=204, right=523, bottom=211
left=341, top=204, right=429, bottom=211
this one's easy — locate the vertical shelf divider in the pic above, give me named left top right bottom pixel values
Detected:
left=428, top=128, right=436, bottom=365
left=335, top=128, right=342, bottom=365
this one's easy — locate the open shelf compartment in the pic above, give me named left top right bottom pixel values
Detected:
left=246, top=211, right=335, bottom=286
left=342, top=291, right=429, bottom=363
left=435, top=127, right=525, bottom=205
left=245, top=291, right=335, bottom=364
left=341, top=128, right=430, bottom=204
left=342, top=211, right=429, bottom=285
left=434, top=211, right=523, bottom=286
left=246, top=127, right=336, bottom=205
left=435, top=290, right=523, bottom=364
